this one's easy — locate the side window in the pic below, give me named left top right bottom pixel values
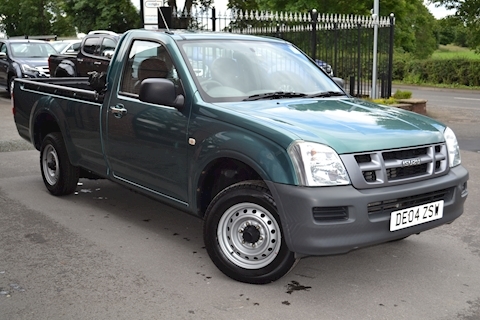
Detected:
left=100, top=38, right=116, bottom=58
left=120, top=40, right=179, bottom=96
left=82, top=37, right=100, bottom=55
left=70, top=42, right=81, bottom=54
left=0, top=43, right=6, bottom=55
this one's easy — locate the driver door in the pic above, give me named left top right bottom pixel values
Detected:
left=104, top=39, right=189, bottom=204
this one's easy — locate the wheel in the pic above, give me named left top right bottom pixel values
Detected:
left=40, top=132, right=79, bottom=196
left=8, top=76, right=16, bottom=95
left=204, top=180, right=297, bottom=284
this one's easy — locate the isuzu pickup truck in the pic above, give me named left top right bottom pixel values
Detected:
left=12, top=29, right=469, bottom=284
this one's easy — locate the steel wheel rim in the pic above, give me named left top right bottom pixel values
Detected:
left=42, top=144, right=59, bottom=186
left=217, top=202, right=281, bottom=269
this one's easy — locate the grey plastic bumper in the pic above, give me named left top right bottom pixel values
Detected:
left=267, top=165, right=469, bottom=256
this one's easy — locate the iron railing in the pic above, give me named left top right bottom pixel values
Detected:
left=160, top=7, right=395, bottom=98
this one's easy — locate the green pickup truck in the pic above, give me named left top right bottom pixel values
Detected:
left=12, top=29, right=469, bottom=284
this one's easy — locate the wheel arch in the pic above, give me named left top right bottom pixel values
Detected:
left=191, top=130, right=296, bottom=218
left=30, top=100, right=80, bottom=166
left=196, top=156, right=264, bottom=218
left=54, top=60, right=76, bottom=77
left=32, top=111, right=61, bottom=151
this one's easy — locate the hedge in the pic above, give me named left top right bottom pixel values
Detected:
left=392, top=56, right=480, bottom=87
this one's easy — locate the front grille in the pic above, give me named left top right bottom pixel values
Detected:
left=387, top=163, right=428, bottom=180
left=367, top=188, right=453, bottom=220
left=341, top=144, right=449, bottom=189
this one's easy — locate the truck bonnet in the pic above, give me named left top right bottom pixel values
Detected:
left=214, top=98, right=446, bottom=154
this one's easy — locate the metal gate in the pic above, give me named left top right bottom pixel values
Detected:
left=164, top=7, right=395, bottom=98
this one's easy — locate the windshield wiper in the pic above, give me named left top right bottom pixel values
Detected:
left=243, top=91, right=307, bottom=101
left=305, top=91, right=347, bottom=98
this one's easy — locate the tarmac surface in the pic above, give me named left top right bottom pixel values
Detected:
left=1, top=88, right=479, bottom=319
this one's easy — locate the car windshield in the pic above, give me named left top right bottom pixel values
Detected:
left=51, top=42, right=71, bottom=52
left=10, top=42, right=58, bottom=58
left=179, top=39, right=342, bottom=102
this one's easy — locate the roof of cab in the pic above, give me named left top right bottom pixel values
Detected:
left=126, top=28, right=287, bottom=43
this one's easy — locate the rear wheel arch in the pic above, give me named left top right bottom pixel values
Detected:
left=32, top=112, right=61, bottom=150
left=54, top=60, right=76, bottom=77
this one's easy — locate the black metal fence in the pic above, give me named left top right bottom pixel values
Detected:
left=162, top=7, right=395, bottom=98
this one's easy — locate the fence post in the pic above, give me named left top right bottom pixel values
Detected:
left=334, top=22, right=338, bottom=77
left=311, top=9, right=318, bottom=60
left=387, top=13, right=395, bottom=98
left=211, top=7, right=216, bottom=32
left=357, top=23, right=361, bottom=97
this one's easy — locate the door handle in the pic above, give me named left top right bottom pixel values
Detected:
left=109, top=104, right=127, bottom=119
left=94, top=61, right=101, bottom=65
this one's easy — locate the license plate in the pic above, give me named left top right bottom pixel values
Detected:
left=390, top=200, right=444, bottom=231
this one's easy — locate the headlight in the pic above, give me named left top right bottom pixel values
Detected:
left=288, top=141, right=350, bottom=186
left=21, top=64, right=39, bottom=74
left=444, top=127, right=461, bottom=167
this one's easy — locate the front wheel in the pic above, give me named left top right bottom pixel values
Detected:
left=40, top=133, right=79, bottom=196
left=8, top=76, right=16, bottom=95
left=204, top=181, right=297, bottom=284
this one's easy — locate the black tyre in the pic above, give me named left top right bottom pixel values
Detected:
left=204, top=180, right=297, bottom=284
left=40, top=133, right=79, bottom=196
left=8, top=76, right=16, bottom=95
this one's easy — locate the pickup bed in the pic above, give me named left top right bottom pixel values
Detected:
left=48, top=32, right=119, bottom=77
left=13, top=29, right=469, bottom=284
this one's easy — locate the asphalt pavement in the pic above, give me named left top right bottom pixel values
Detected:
left=1, top=88, right=479, bottom=319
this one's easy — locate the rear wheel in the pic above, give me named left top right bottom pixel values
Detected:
left=40, top=133, right=79, bottom=196
left=204, top=181, right=297, bottom=284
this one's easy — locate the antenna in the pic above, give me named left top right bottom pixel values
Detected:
left=158, top=7, right=173, bottom=34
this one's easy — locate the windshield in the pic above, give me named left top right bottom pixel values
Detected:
left=51, top=42, right=69, bottom=52
left=179, top=39, right=343, bottom=102
left=10, top=42, right=57, bottom=58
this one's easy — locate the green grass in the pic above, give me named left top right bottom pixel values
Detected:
left=431, top=44, right=480, bottom=60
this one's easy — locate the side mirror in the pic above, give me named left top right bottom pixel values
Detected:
left=333, top=77, right=345, bottom=88
left=139, top=78, right=184, bottom=110
left=0, top=52, right=6, bottom=59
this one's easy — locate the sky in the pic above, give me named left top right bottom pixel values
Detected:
left=131, top=0, right=455, bottom=20
left=426, top=2, right=455, bottom=19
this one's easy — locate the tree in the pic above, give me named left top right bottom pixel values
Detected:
left=0, top=0, right=72, bottom=37
left=62, top=0, right=141, bottom=33
left=437, top=15, right=467, bottom=46
left=430, top=0, right=480, bottom=51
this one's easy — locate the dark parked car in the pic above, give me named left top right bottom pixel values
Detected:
left=48, top=32, right=119, bottom=77
left=0, top=39, right=57, bottom=93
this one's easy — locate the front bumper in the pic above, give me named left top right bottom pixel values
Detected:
left=267, top=165, right=469, bottom=256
